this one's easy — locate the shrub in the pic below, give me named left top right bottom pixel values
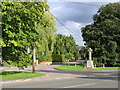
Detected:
left=52, top=54, right=66, bottom=64
left=37, top=55, right=47, bottom=61
left=37, top=54, right=52, bottom=62
left=3, top=60, right=16, bottom=67
left=65, top=53, right=74, bottom=59
left=46, top=54, right=52, bottom=62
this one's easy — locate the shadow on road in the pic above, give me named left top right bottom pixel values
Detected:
left=76, top=76, right=118, bottom=81
left=35, top=69, right=118, bottom=81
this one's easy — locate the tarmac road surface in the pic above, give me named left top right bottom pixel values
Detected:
left=1, top=64, right=119, bottom=88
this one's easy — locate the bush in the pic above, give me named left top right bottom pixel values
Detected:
left=37, top=54, right=52, bottom=62
left=37, top=55, right=47, bottom=61
left=65, top=53, right=74, bottom=59
left=52, top=54, right=66, bottom=64
left=46, top=54, right=52, bottom=62
left=3, top=60, right=16, bottom=67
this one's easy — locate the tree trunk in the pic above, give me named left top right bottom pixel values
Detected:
left=32, top=61, right=35, bottom=73
left=32, top=48, right=36, bottom=73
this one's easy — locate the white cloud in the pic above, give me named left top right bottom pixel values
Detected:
left=65, top=21, right=81, bottom=35
left=57, top=21, right=82, bottom=34
left=49, top=2, right=118, bottom=46
left=56, top=20, right=85, bottom=46
left=52, top=6, right=62, bottom=11
left=66, top=21, right=81, bottom=28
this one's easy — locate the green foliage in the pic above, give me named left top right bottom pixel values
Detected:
left=2, top=60, right=16, bottom=67
left=1, top=2, right=57, bottom=69
left=65, top=53, right=74, bottom=59
left=53, top=34, right=77, bottom=56
left=52, top=54, right=66, bottom=63
left=79, top=46, right=89, bottom=60
left=81, top=3, right=120, bottom=66
left=36, top=50, right=53, bottom=62
left=37, top=55, right=46, bottom=62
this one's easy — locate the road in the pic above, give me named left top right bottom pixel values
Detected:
left=1, top=65, right=119, bottom=88
left=2, top=76, right=118, bottom=88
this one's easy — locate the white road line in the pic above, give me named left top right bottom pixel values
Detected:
left=55, top=77, right=72, bottom=80
left=64, top=77, right=72, bottom=79
left=55, top=78, right=62, bottom=80
left=62, top=83, right=96, bottom=88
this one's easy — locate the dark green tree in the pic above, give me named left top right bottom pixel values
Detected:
left=53, top=34, right=77, bottom=56
left=81, top=3, right=120, bottom=66
left=80, top=46, right=89, bottom=60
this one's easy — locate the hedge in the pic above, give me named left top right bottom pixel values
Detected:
left=52, top=54, right=66, bottom=64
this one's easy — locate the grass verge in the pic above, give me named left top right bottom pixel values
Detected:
left=0, top=71, right=46, bottom=80
left=54, top=65, right=119, bottom=71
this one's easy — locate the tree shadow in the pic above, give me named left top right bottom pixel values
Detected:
left=1, top=71, right=29, bottom=75
left=35, top=69, right=118, bottom=81
left=76, top=76, right=118, bottom=81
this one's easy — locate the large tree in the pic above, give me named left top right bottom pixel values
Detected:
left=36, top=12, right=57, bottom=62
left=53, top=34, right=77, bottom=56
left=1, top=2, right=57, bottom=69
left=81, top=3, right=120, bottom=66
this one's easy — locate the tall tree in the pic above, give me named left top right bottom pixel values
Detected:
left=53, top=34, right=77, bottom=56
left=1, top=2, right=57, bottom=69
left=36, top=12, right=57, bottom=62
left=81, top=3, right=120, bottom=66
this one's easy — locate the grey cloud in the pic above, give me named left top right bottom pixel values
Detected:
left=49, top=2, right=108, bottom=45
left=50, top=2, right=106, bottom=24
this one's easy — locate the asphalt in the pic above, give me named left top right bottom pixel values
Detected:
left=2, top=76, right=118, bottom=88
left=1, top=64, right=119, bottom=88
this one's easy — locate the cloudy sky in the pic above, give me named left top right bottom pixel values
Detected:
left=48, top=1, right=119, bottom=46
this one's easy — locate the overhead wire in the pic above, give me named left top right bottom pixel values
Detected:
left=70, top=2, right=101, bottom=8
left=48, top=11, right=81, bottom=37
left=48, top=2, right=102, bottom=37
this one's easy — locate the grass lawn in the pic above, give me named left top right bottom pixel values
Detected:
left=54, top=65, right=119, bottom=71
left=0, top=71, right=46, bottom=80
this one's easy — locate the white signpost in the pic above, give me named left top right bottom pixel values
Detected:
left=87, top=48, right=94, bottom=68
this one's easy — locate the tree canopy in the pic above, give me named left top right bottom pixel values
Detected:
left=81, top=3, right=120, bottom=66
left=53, top=34, right=78, bottom=56
left=1, top=2, right=57, bottom=69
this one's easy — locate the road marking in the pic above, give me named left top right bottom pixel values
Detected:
left=64, top=77, right=72, bottom=79
left=55, top=78, right=62, bottom=80
left=62, top=83, right=96, bottom=88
